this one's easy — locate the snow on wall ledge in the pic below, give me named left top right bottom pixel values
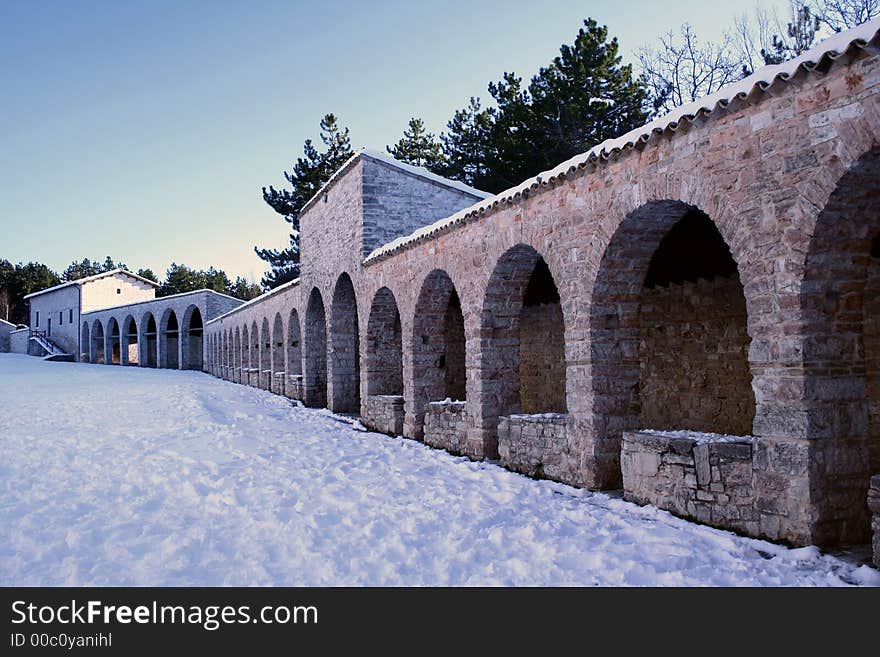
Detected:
left=364, top=18, right=880, bottom=264
left=622, top=430, right=758, bottom=536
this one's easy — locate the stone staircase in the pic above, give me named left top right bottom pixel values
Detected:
left=29, top=331, right=74, bottom=362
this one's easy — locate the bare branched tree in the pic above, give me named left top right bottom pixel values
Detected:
left=807, top=0, right=879, bottom=31
left=637, top=24, right=742, bottom=114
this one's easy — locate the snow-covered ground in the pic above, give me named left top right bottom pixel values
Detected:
left=0, top=354, right=876, bottom=587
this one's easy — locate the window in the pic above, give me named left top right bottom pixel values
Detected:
left=35, top=311, right=39, bottom=327
left=47, top=317, right=51, bottom=336
left=69, top=309, right=73, bottom=323
left=116, top=288, right=121, bottom=294
left=59, top=311, right=63, bottom=325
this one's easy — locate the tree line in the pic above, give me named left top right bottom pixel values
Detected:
left=255, top=0, right=877, bottom=289
left=0, top=257, right=262, bottom=326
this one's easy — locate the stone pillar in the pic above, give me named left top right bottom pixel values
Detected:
left=869, top=475, right=880, bottom=568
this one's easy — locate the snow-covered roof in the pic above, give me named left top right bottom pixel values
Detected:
left=24, top=268, right=160, bottom=299
left=205, top=277, right=300, bottom=326
left=80, top=288, right=243, bottom=316
left=299, top=150, right=491, bottom=219
left=0, top=318, right=15, bottom=328
left=364, top=18, right=880, bottom=264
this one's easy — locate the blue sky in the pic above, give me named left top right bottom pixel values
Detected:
left=1, top=1, right=786, bottom=281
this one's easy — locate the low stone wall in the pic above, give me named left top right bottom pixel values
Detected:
left=870, top=475, right=880, bottom=568
left=361, top=395, right=405, bottom=435
left=622, top=430, right=758, bottom=535
left=272, top=371, right=286, bottom=396
left=261, top=370, right=272, bottom=390
left=286, top=374, right=304, bottom=401
left=498, top=414, right=569, bottom=480
left=423, top=401, right=468, bottom=454
left=10, top=329, right=29, bottom=355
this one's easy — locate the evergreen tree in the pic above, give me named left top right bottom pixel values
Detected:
left=0, top=260, right=61, bottom=325
left=136, top=268, right=159, bottom=283
left=762, top=5, right=820, bottom=64
left=158, top=263, right=204, bottom=297
left=63, top=256, right=128, bottom=281
left=439, top=97, right=496, bottom=190
left=387, top=117, right=446, bottom=169
left=226, top=276, right=263, bottom=301
left=256, top=114, right=353, bottom=289
left=491, top=19, right=651, bottom=186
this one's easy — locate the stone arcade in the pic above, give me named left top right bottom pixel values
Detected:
left=11, top=21, right=880, bottom=564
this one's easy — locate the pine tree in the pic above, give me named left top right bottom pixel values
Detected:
left=256, top=114, right=353, bottom=289
left=136, top=268, right=159, bottom=283
left=762, top=5, right=820, bottom=64
left=504, top=19, right=651, bottom=180
left=439, top=97, right=496, bottom=190
left=387, top=117, right=446, bottom=170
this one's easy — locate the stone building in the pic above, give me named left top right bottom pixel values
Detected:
left=19, top=20, right=880, bottom=562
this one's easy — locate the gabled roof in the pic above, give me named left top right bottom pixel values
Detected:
left=299, top=149, right=491, bottom=218
left=364, top=18, right=880, bottom=263
left=23, top=268, right=160, bottom=300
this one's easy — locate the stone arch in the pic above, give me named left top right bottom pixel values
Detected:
left=159, top=309, right=180, bottom=369
left=181, top=305, right=204, bottom=371
left=250, top=321, right=259, bottom=384
left=141, top=312, right=158, bottom=368
left=106, top=317, right=121, bottom=365
left=304, top=287, right=328, bottom=407
left=260, top=317, right=271, bottom=388
left=480, top=245, right=567, bottom=449
left=242, top=323, right=250, bottom=369
left=366, top=287, right=403, bottom=395
left=121, top=315, right=138, bottom=366
left=222, top=330, right=230, bottom=378
left=234, top=327, right=242, bottom=381
left=411, top=269, right=467, bottom=439
left=799, top=144, right=880, bottom=546
left=80, top=321, right=90, bottom=362
left=272, top=312, right=284, bottom=378
left=91, top=319, right=105, bottom=364
left=288, top=309, right=302, bottom=376
left=329, top=273, right=361, bottom=414
left=590, top=201, right=754, bottom=484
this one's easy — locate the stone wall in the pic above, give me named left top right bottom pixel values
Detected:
left=10, top=329, right=28, bottom=354
left=498, top=414, right=569, bottom=480
left=423, top=400, right=468, bottom=454
left=0, top=319, right=14, bottom=352
left=638, top=276, right=754, bottom=435
left=622, top=431, right=758, bottom=535
left=361, top=395, right=405, bottom=435
left=519, top=303, right=566, bottom=414
left=870, top=475, right=879, bottom=567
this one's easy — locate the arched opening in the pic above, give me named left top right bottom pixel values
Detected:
left=250, top=321, right=259, bottom=385
left=222, top=331, right=230, bottom=378
left=91, top=320, right=105, bottom=364
left=181, top=305, right=204, bottom=371
left=480, top=245, right=567, bottom=455
left=272, top=313, right=284, bottom=389
left=304, top=287, right=328, bottom=407
left=411, top=270, right=467, bottom=439
left=366, top=287, right=403, bottom=395
left=329, top=273, right=361, bottom=414
left=142, top=312, right=158, bottom=368
left=260, top=317, right=271, bottom=388
left=121, top=315, right=138, bottom=366
left=591, top=201, right=754, bottom=486
left=234, top=327, right=242, bottom=382
left=160, top=310, right=180, bottom=369
left=288, top=309, right=302, bottom=376
left=801, top=146, right=880, bottom=546
left=242, top=324, right=250, bottom=372
left=106, top=318, right=121, bottom=365
left=80, top=322, right=90, bottom=362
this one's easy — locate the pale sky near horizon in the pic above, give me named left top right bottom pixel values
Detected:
left=1, top=0, right=789, bottom=282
